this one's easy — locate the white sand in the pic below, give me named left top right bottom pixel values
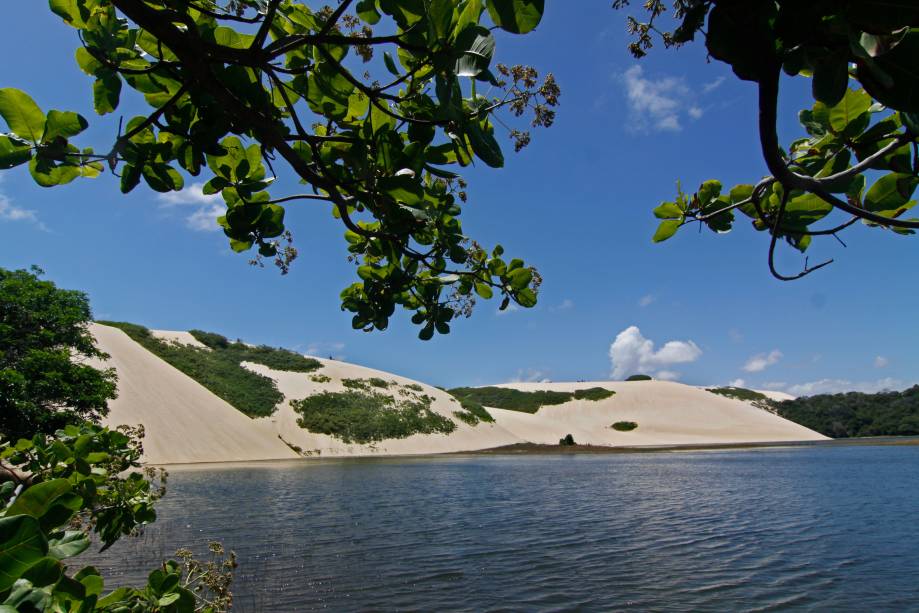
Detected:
left=89, top=324, right=298, bottom=464
left=486, top=381, right=826, bottom=446
left=89, top=325, right=825, bottom=464
left=150, top=329, right=209, bottom=349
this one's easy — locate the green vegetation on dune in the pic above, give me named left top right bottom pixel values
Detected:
left=291, top=388, right=455, bottom=444
left=449, top=394, right=495, bottom=425
left=447, top=386, right=615, bottom=414
left=707, top=387, right=774, bottom=411
left=626, top=374, right=653, bottom=381
left=611, top=421, right=638, bottom=431
left=774, top=386, right=919, bottom=438
left=98, top=321, right=320, bottom=418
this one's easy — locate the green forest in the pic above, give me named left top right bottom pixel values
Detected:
left=774, top=387, right=919, bottom=438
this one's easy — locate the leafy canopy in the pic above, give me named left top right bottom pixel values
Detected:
left=616, top=1, right=919, bottom=280
left=0, top=267, right=117, bottom=441
left=0, top=0, right=557, bottom=340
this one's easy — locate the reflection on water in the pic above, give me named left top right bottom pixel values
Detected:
left=79, top=446, right=919, bottom=611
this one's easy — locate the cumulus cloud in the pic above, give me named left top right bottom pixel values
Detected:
left=638, top=294, right=656, bottom=307
left=621, top=65, right=714, bottom=133
left=702, top=76, right=726, bottom=93
left=874, top=356, right=889, bottom=369
left=305, top=341, right=346, bottom=361
left=511, top=368, right=551, bottom=383
left=157, top=182, right=225, bottom=232
left=549, top=298, right=574, bottom=312
left=763, top=378, right=907, bottom=397
left=496, top=303, right=520, bottom=316
left=728, top=378, right=746, bottom=387
left=743, top=350, right=782, bottom=373
left=0, top=189, right=48, bottom=231
left=609, top=325, right=702, bottom=380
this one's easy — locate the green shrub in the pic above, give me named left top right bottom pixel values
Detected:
left=573, top=387, right=616, bottom=401
left=559, top=433, right=576, bottom=446
left=310, top=373, right=332, bottom=383
left=291, top=390, right=455, bottom=443
left=611, top=421, right=638, bottom=431
left=447, top=392, right=494, bottom=425
left=367, top=377, right=391, bottom=388
left=98, top=321, right=319, bottom=417
left=453, top=410, right=479, bottom=425
left=707, top=387, right=774, bottom=411
left=342, top=378, right=370, bottom=390
left=188, top=329, right=229, bottom=349
left=626, top=374, right=653, bottom=381
left=447, top=386, right=614, bottom=414
left=405, top=383, right=424, bottom=392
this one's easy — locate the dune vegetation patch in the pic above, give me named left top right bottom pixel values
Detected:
left=626, top=374, right=653, bottom=381
left=447, top=386, right=615, bottom=414
left=707, top=387, right=774, bottom=411
left=97, top=321, right=320, bottom=417
left=291, top=388, right=455, bottom=444
left=448, top=394, right=495, bottom=425
left=611, top=421, right=638, bottom=431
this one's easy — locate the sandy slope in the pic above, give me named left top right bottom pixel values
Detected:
left=487, top=381, right=826, bottom=446
left=90, top=324, right=298, bottom=464
left=90, top=325, right=825, bottom=464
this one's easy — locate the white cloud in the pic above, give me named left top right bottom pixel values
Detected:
left=510, top=368, right=551, bottom=383
left=764, top=378, right=907, bottom=397
left=656, top=370, right=680, bottom=381
left=728, top=378, right=746, bottom=387
left=621, top=65, right=690, bottom=132
left=743, top=350, right=782, bottom=373
left=874, top=356, right=889, bottom=369
left=549, top=298, right=574, bottom=312
left=702, top=76, right=726, bottom=93
left=609, top=325, right=702, bottom=380
left=157, top=182, right=225, bottom=232
left=496, top=303, right=520, bottom=316
left=305, top=341, right=346, bottom=361
left=638, top=294, right=656, bottom=307
left=687, top=105, right=704, bottom=120
left=0, top=190, right=48, bottom=231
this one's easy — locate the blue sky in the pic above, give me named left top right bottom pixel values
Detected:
left=2, top=3, right=916, bottom=393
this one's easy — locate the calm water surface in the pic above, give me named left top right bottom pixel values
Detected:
left=80, top=445, right=919, bottom=611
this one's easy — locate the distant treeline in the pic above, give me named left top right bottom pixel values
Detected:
left=774, top=386, right=919, bottom=438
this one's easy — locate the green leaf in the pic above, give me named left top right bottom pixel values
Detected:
left=382, top=52, right=400, bottom=76
left=47, top=531, right=90, bottom=559
left=486, top=0, right=544, bottom=34
left=454, top=26, right=495, bottom=77
left=859, top=29, right=919, bottom=113
left=6, top=479, right=75, bottom=519
left=356, top=0, right=381, bottom=24
left=93, top=71, right=122, bottom=115
left=653, top=202, right=682, bottom=219
left=864, top=173, right=919, bottom=215
left=142, top=164, right=184, bottom=193
left=474, top=282, right=493, bottom=299
left=515, top=287, right=537, bottom=307
left=0, top=88, right=46, bottom=144
left=506, top=267, right=532, bottom=290
left=42, top=110, right=88, bottom=143
left=652, top=219, right=681, bottom=243
left=0, top=135, right=31, bottom=169
left=783, top=192, right=833, bottom=228
left=827, top=88, right=872, bottom=133
left=466, top=121, right=503, bottom=168
left=21, top=557, right=63, bottom=587
left=378, top=175, right=424, bottom=205
left=0, top=515, right=48, bottom=592
left=812, top=55, right=849, bottom=107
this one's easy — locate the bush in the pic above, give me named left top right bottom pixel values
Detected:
left=292, top=389, right=456, bottom=443
left=405, top=383, right=424, bottom=392
left=98, top=321, right=321, bottom=417
left=367, top=377, right=391, bottom=388
left=559, top=434, right=576, bottom=446
left=626, top=374, right=653, bottom=381
left=707, top=387, right=774, bottom=411
left=310, top=373, right=332, bottom=383
left=188, top=329, right=229, bottom=349
left=447, top=386, right=615, bottom=414
left=447, top=393, right=494, bottom=425
left=611, top=421, right=638, bottom=431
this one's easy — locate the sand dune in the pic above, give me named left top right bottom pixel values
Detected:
left=90, top=325, right=825, bottom=464
left=89, top=324, right=298, bottom=464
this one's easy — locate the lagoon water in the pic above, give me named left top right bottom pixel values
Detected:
left=80, top=445, right=919, bottom=611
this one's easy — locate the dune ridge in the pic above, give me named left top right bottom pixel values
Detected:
left=90, top=325, right=826, bottom=464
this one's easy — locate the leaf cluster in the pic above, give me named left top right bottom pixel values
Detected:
left=2, top=0, right=558, bottom=340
